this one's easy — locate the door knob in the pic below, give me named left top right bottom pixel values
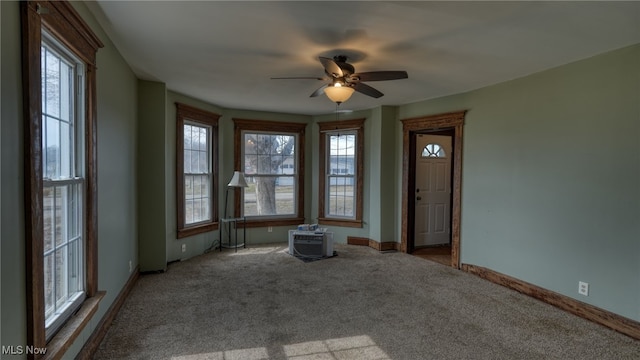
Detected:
left=416, top=196, right=422, bottom=201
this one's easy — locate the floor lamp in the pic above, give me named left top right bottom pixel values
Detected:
left=221, top=171, right=248, bottom=250
left=224, top=171, right=248, bottom=219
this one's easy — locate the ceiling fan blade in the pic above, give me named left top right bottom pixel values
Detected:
left=319, top=57, right=343, bottom=78
left=271, top=76, right=324, bottom=80
left=353, top=82, right=384, bottom=98
left=353, top=71, right=408, bottom=82
left=310, top=84, right=328, bottom=97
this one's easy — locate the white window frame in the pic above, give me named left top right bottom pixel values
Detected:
left=183, top=121, right=213, bottom=226
left=41, top=31, right=87, bottom=341
left=325, top=130, right=357, bottom=220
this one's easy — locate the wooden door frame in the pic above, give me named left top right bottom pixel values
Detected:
left=401, top=111, right=466, bottom=268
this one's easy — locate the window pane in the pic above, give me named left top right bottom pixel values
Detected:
left=45, top=116, right=60, bottom=179
left=201, top=197, right=210, bottom=221
left=69, top=183, right=81, bottom=239
left=199, top=150, right=208, bottom=173
left=184, top=124, right=192, bottom=149
left=194, top=174, right=211, bottom=223
left=44, top=187, right=54, bottom=253
left=190, top=150, right=199, bottom=174
left=325, top=132, right=358, bottom=219
left=241, top=129, right=299, bottom=218
left=244, top=154, right=257, bottom=175
left=330, top=134, right=355, bottom=175
left=275, top=177, right=295, bottom=214
left=184, top=173, right=211, bottom=225
left=60, top=121, right=71, bottom=178
left=193, top=176, right=201, bottom=197
left=185, top=199, right=194, bottom=224
left=41, top=49, right=46, bottom=112
left=44, top=253, right=55, bottom=318
left=68, top=238, right=81, bottom=294
left=54, top=186, right=68, bottom=247
left=328, top=176, right=355, bottom=217
left=199, top=127, right=207, bottom=151
left=55, top=246, right=68, bottom=307
left=185, top=175, right=193, bottom=199
left=184, top=149, right=191, bottom=173
left=244, top=176, right=295, bottom=216
left=59, top=60, right=72, bottom=122
left=200, top=175, right=209, bottom=197
left=257, top=155, right=271, bottom=174
left=45, top=48, right=60, bottom=118
left=193, top=199, right=201, bottom=222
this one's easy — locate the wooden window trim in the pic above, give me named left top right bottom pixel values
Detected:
left=318, top=118, right=365, bottom=228
left=21, top=1, right=104, bottom=358
left=233, top=118, right=306, bottom=227
left=176, top=103, right=220, bottom=238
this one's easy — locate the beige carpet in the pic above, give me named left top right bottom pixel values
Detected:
left=94, top=244, right=639, bottom=359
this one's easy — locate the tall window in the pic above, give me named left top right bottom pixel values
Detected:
left=234, top=119, right=305, bottom=227
left=318, top=119, right=364, bottom=228
left=176, top=103, right=219, bottom=238
left=22, top=1, right=103, bottom=356
left=41, top=32, right=86, bottom=339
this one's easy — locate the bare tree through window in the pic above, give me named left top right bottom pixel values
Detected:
left=244, top=133, right=296, bottom=216
left=233, top=119, right=305, bottom=225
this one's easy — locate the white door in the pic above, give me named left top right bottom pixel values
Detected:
left=414, top=134, right=452, bottom=247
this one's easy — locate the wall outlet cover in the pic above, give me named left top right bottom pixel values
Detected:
left=578, top=281, right=589, bottom=296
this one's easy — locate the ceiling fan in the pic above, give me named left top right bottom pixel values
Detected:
left=271, top=55, right=408, bottom=103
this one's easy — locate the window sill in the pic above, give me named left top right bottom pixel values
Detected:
left=242, top=217, right=305, bottom=228
left=44, top=291, right=105, bottom=360
left=318, top=218, right=363, bottom=228
left=177, top=222, right=218, bottom=239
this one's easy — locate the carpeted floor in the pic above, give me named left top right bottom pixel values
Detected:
left=94, top=244, right=640, bottom=359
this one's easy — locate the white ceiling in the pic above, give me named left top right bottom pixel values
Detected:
left=86, top=1, right=640, bottom=116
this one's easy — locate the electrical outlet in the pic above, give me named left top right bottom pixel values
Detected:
left=268, top=226, right=273, bottom=233
left=129, top=260, right=132, bottom=273
left=578, top=281, right=589, bottom=296
left=181, top=244, right=186, bottom=253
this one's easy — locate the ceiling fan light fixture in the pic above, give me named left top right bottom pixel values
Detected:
left=324, top=84, right=355, bottom=104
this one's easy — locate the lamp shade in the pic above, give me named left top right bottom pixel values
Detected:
left=227, top=171, right=248, bottom=187
left=324, top=84, right=355, bottom=104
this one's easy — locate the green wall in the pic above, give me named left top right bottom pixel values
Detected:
left=1, top=1, right=139, bottom=358
left=2, top=1, right=638, bottom=357
left=138, top=80, right=168, bottom=271
left=1, top=1, right=27, bottom=353
left=398, top=44, right=640, bottom=320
